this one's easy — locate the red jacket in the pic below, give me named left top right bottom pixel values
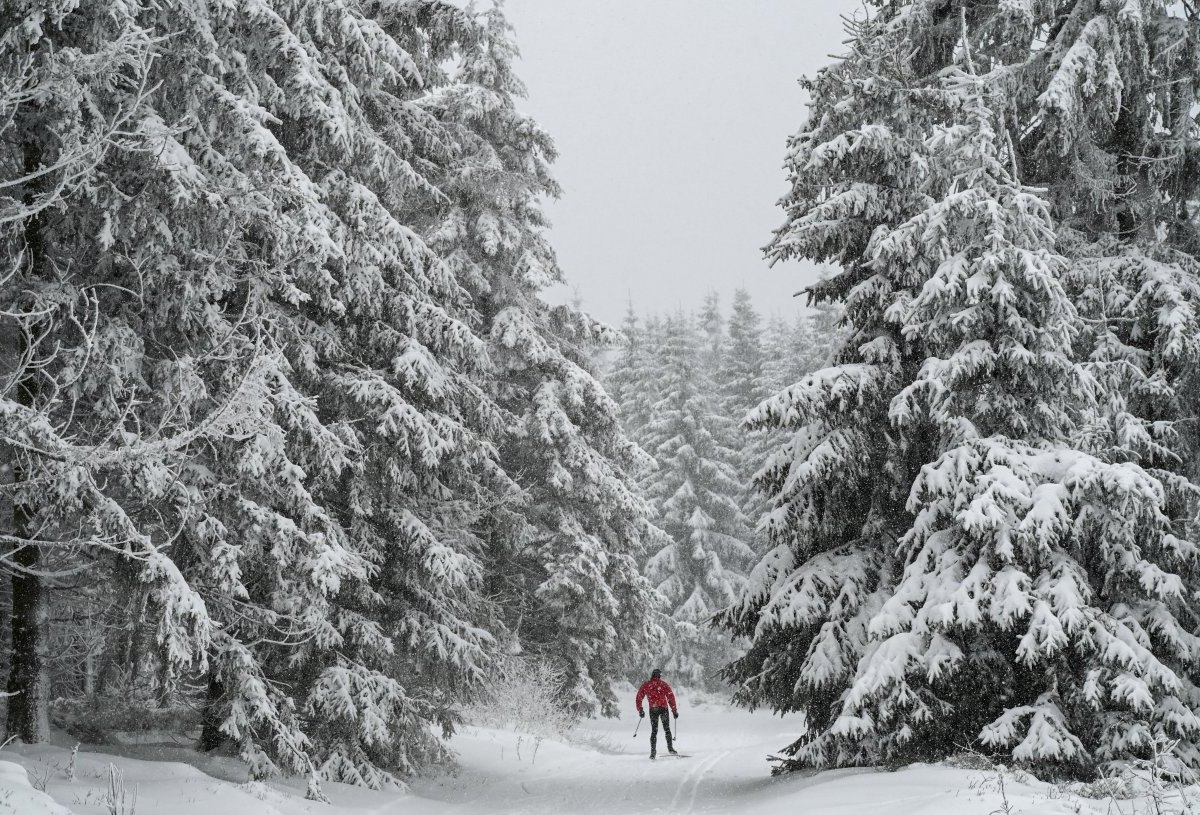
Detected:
left=635, top=678, right=677, bottom=715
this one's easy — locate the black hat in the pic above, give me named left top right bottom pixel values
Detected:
left=651, top=668, right=662, bottom=678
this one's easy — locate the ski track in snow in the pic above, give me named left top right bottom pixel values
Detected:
left=667, top=749, right=729, bottom=814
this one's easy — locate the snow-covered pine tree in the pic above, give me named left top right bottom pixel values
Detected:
left=0, top=0, right=257, bottom=746
left=422, top=5, right=662, bottom=716
left=719, top=290, right=773, bottom=547
left=1015, top=0, right=1200, bottom=769
left=760, top=310, right=837, bottom=398
left=698, top=290, right=725, bottom=374
left=760, top=313, right=803, bottom=397
left=722, top=290, right=771, bottom=429
left=631, top=313, right=669, bottom=446
left=2, top=0, right=363, bottom=776
left=803, top=301, right=845, bottom=374
left=2, top=0, right=517, bottom=789
left=753, top=308, right=841, bottom=547
left=721, top=0, right=1200, bottom=776
left=607, top=303, right=658, bottom=443
left=643, top=312, right=754, bottom=688
left=606, top=308, right=670, bottom=589
left=227, top=1, right=515, bottom=785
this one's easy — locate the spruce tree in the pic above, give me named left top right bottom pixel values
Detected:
left=0, top=0, right=269, bottom=748
left=720, top=290, right=773, bottom=546
left=608, top=303, right=657, bottom=443
left=0, top=0, right=512, bottom=789
left=722, top=290, right=771, bottom=426
left=722, top=0, right=1200, bottom=775
left=760, top=314, right=801, bottom=396
left=644, top=313, right=753, bottom=688
left=422, top=6, right=661, bottom=716
left=760, top=311, right=838, bottom=398
left=698, top=290, right=725, bottom=374
left=802, top=302, right=844, bottom=374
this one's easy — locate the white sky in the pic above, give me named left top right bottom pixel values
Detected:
left=503, top=0, right=858, bottom=325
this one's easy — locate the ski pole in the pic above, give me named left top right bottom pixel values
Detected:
left=633, top=713, right=643, bottom=738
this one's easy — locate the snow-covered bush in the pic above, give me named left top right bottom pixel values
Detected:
left=103, top=763, right=137, bottom=815
left=463, top=656, right=580, bottom=740
left=1062, top=732, right=1200, bottom=814
left=50, top=696, right=199, bottom=747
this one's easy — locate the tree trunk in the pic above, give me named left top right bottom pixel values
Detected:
left=6, top=528, right=49, bottom=743
left=83, top=628, right=96, bottom=700
left=5, top=139, right=49, bottom=744
left=198, top=673, right=227, bottom=752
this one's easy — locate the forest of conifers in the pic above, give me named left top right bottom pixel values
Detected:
left=6, top=0, right=1200, bottom=794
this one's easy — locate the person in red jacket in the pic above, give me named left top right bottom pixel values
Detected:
left=635, top=667, right=678, bottom=758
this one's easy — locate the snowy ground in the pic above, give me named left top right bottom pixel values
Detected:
left=0, top=688, right=1186, bottom=814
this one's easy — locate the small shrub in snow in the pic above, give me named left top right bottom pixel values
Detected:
left=1064, top=733, right=1200, bottom=814
left=237, top=780, right=289, bottom=804
left=1073, top=773, right=1131, bottom=801
left=946, top=750, right=999, bottom=772
left=51, top=694, right=199, bottom=746
left=969, top=771, right=1016, bottom=815
left=566, top=730, right=622, bottom=755
left=104, top=764, right=136, bottom=815
left=28, top=766, right=50, bottom=793
left=464, top=656, right=580, bottom=740
left=304, top=770, right=330, bottom=804
left=66, top=743, right=79, bottom=782
left=1118, top=735, right=1197, bottom=815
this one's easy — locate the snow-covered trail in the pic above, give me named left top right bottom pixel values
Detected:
left=411, top=690, right=807, bottom=814
left=405, top=686, right=1117, bottom=815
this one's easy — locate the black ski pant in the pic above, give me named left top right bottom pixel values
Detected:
left=649, top=706, right=674, bottom=755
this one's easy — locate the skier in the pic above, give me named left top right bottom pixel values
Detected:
left=635, top=667, right=678, bottom=759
